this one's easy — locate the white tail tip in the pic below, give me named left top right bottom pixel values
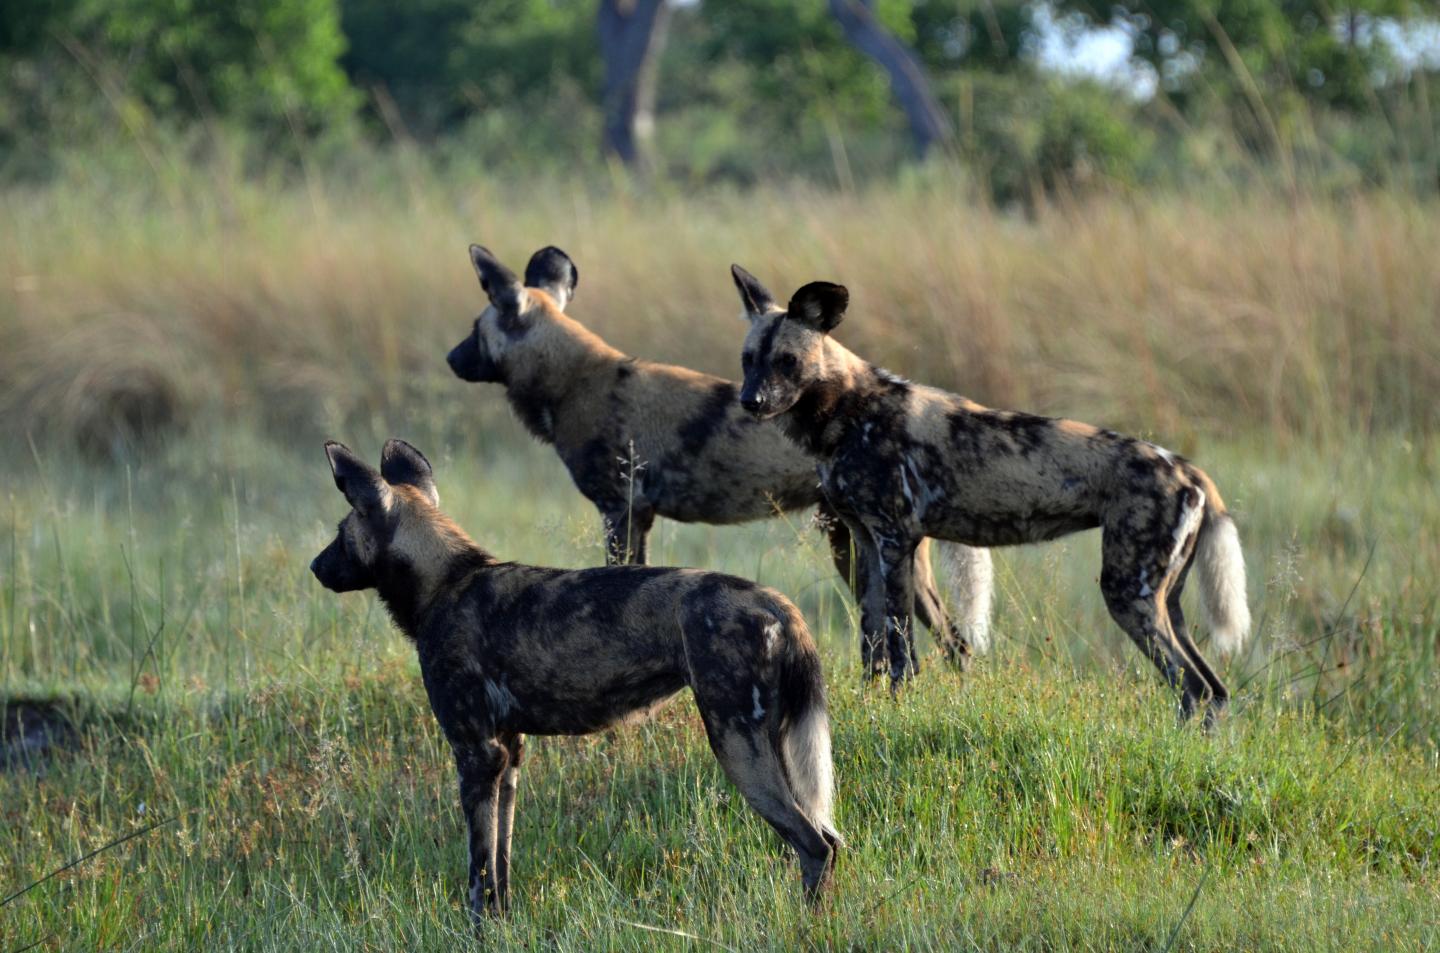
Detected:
left=1198, top=515, right=1251, bottom=656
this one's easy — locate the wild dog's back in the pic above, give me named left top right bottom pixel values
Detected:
left=414, top=561, right=809, bottom=738
left=597, top=360, right=821, bottom=524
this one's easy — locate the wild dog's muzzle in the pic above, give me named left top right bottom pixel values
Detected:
left=447, top=334, right=490, bottom=382
left=739, top=379, right=786, bottom=419
left=310, top=536, right=371, bottom=592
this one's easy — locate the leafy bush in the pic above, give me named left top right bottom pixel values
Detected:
left=949, top=72, right=1155, bottom=203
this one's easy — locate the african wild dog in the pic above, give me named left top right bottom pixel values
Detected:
left=730, top=266, right=1251, bottom=722
left=310, top=438, right=841, bottom=923
left=445, top=244, right=995, bottom=667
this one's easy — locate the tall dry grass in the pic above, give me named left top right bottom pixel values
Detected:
left=2, top=167, right=1437, bottom=455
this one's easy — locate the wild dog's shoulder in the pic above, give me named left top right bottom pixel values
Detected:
left=629, top=361, right=743, bottom=413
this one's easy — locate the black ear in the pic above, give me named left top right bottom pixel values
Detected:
left=324, top=440, right=387, bottom=514
left=380, top=438, right=439, bottom=506
left=731, top=264, right=777, bottom=319
left=787, top=281, right=848, bottom=333
left=469, top=245, right=524, bottom=313
left=524, top=246, right=579, bottom=311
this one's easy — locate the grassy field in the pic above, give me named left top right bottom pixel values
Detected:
left=2, top=170, right=1439, bottom=949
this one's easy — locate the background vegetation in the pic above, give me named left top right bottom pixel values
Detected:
left=2, top=1, right=1439, bottom=950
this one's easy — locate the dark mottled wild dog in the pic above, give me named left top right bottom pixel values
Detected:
left=310, top=438, right=840, bottom=923
left=445, top=244, right=995, bottom=665
left=730, top=266, right=1251, bottom=722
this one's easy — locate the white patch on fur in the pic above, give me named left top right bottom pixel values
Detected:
left=1150, top=442, right=1177, bottom=466
left=763, top=620, right=781, bottom=652
left=751, top=685, right=766, bottom=720
left=899, top=454, right=941, bottom=520
left=484, top=676, right=518, bottom=719
left=875, top=366, right=911, bottom=386
left=1196, top=513, right=1252, bottom=657
left=933, top=542, right=995, bottom=653
left=1169, top=488, right=1206, bottom=569
left=1138, top=569, right=1154, bottom=598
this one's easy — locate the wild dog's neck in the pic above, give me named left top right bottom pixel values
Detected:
left=504, top=318, right=627, bottom=444
left=781, top=341, right=899, bottom=458
left=374, top=513, right=496, bottom=639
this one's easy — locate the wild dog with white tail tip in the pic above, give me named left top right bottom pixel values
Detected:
left=310, top=438, right=840, bottom=925
left=446, top=244, right=994, bottom=668
left=730, top=266, right=1250, bottom=723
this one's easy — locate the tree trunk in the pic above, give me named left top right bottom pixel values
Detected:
left=597, top=0, right=672, bottom=170
left=828, top=0, right=954, bottom=157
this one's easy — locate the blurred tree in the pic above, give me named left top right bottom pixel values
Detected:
left=339, top=0, right=594, bottom=136
left=598, top=0, right=672, bottom=168
left=1054, top=0, right=1438, bottom=122
left=74, top=0, right=356, bottom=127
left=828, top=0, right=955, bottom=154
left=0, top=0, right=355, bottom=132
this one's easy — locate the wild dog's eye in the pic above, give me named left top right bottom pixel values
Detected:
left=777, top=353, right=798, bottom=373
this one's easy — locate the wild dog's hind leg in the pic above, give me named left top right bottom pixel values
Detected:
left=455, top=738, right=510, bottom=925
left=1166, top=551, right=1230, bottom=725
left=1099, top=492, right=1214, bottom=722
left=912, top=540, right=973, bottom=672
left=698, top=715, right=835, bottom=902
left=494, top=732, right=524, bottom=912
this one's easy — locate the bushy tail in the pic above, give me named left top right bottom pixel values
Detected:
left=933, top=541, right=995, bottom=653
left=1192, top=471, right=1252, bottom=657
left=775, top=610, right=840, bottom=844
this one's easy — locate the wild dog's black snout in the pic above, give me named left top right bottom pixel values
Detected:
left=740, top=391, right=767, bottom=415
left=447, top=335, right=483, bottom=382
left=310, top=535, right=371, bottom=592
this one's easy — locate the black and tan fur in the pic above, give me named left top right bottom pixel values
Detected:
left=446, top=245, right=994, bottom=666
left=731, top=266, right=1252, bottom=722
left=310, top=438, right=840, bottom=924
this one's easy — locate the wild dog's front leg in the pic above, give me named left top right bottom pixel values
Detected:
left=875, top=531, right=922, bottom=691
left=840, top=517, right=888, bottom=679
left=495, top=733, right=523, bottom=913
left=455, top=738, right=510, bottom=926
left=600, top=503, right=655, bottom=565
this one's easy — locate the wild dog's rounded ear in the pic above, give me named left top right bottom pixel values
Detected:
left=787, top=281, right=849, bottom=333
left=380, top=438, right=440, bottom=506
left=324, top=440, right=388, bottom=514
left=731, top=264, right=777, bottom=319
left=524, top=246, right=579, bottom=311
left=469, top=244, right=524, bottom=313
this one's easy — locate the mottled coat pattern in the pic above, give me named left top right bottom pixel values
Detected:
left=310, top=439, right=840, bottom=926
left=446, top=245, right=993, bottom=664
left=731, top=266, right=1252, bottom=722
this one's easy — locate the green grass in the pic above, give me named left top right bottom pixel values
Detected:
left=2, top=427, right=1438, bottom=951
left=2, top=165, right=1439, bottom=948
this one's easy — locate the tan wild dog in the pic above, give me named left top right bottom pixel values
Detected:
left=729, top=266, right=1251, bottom=723
left=446, top=244, right=995, bottom=666
left=310, top=438, right=840, bottom=925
